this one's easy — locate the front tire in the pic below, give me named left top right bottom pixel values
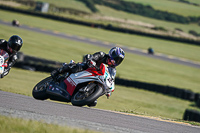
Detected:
left=32, top=76, right=52, bottom=100
left=71, top=84, right=103, bottom=107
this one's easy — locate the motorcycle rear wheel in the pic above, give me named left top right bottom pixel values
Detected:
left=71, top=83, right=103, bottom=107
left=32, top=76, right=52, bottom=100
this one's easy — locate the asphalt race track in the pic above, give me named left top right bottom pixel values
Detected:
left=0, top=91, right=199, bottom=133
left=1, top=20, right=200, bottom=132
left=0, top=19, right=200, bottom=69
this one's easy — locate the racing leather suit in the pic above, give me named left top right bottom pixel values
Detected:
left=0, top=39, right=18, bottom=78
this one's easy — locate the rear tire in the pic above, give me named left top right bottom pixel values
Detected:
left=32, top=76, right=52, bottom=100
left=71, top=84, right=103, bottom=107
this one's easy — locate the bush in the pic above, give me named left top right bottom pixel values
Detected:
left=183, top=109, right=200, bottom=122
left=78, top=0, right=98, bottom=13
left=189, top=30, right=199, bottom=36
left=152, top=26, right=167, bottom=31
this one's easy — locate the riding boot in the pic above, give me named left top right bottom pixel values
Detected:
left=87, top=100, right=97, bottom=107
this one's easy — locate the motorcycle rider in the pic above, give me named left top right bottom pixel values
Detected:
left=0, top=35, right=23, bottom=78
left=51, top=47, right=125, bottom=106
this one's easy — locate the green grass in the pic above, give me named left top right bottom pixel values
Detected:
left=2, top=0, right=200, bottom=35
left=0, top=68, right=200, bottom=121
left=97, top=85, right=199, bottom=120
left=13, top=0, right=200, bottom=34
left=188, top=0, right=200, bottom=4
left=123, top=53, right=200, bottom=93
left=0, top=7, right=200, bottom=125
left=31, top=0, right=200, bottom=17
left=1, top=10, right=200, bottom=62
left=0, top=115, right=98, bottom=133
left=0, top=14, right=200, bottom=93
left=125, top=0, right=200, bottom=16
left=96, top=5, right=200, bottom=34
left=40, top=0, right=92, bottom=13
left=0, top=69, right=49, bottom=96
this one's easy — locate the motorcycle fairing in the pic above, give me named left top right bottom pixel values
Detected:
left=64, top=63, right=107, bottom=96
left=0, top=50, right=9, bottom=74
left=64, top=76, right=77, bottom=96
left=46, top=82, right=71, bottom=101
left=86, top=63, right=105, bottom=76
left=0, top=50, right=9, bottom=62
left=0, top=56, right=4, bottom=74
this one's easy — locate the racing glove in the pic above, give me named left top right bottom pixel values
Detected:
left=87, top=59, right=96, bottom=68
left=51, top=69, right=60, bottom=80
left=105, top=92, right=111, bottom=99
left=7, top=54, right=17, bottom=68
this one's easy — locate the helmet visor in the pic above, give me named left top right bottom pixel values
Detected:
left=114, top=56, right=123, bottom=66
left=107, top=58, right=116, bottom=67
left=9, top=42, right=21, bottom=53
left=109, top=51, right=124, bottom=66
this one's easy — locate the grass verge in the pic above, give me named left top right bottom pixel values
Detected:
left=0, top=115, right=98, bottom=133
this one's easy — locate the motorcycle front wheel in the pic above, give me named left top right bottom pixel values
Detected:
left=32, top=76, right=52, bottom=100
left=71, top=83, right=103, bottom=107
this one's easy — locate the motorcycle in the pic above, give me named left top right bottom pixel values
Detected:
left=0, top=50, right=9, bottom=78
left=32, top=61, right=113, bottom=107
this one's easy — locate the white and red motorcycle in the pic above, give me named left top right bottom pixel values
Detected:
left=32, top=62, right=114, bottom=107
left=0, top=50, right=9, bottom=78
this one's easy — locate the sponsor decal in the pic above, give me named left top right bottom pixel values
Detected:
left=67, top=77, right=76, bottom=87
left=0, top=56, right=4, bottom=66
left=0, top=67, right=3, bottom=74
left=49, top=85, right=52, bottom=90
